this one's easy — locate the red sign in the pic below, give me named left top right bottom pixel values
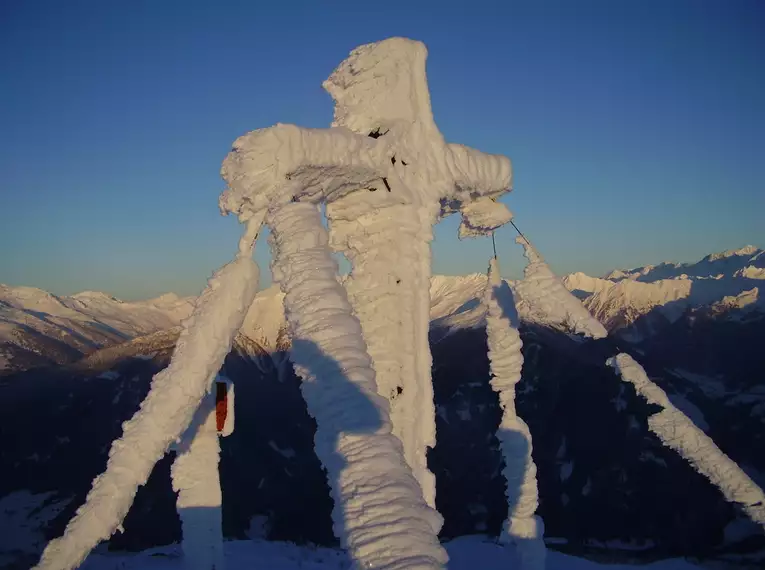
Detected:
left=215, top=382, right=228, bottom=432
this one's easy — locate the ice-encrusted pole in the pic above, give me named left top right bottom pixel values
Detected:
left=327, top=200, right=427, bottom=501
left=513, top=236, right=607, bottom=339
left=608, top=353, right=765, bottom=529
left=269, top=202, right=447, bottom=570
left=33, top=220, right=264, bottom=570
left=170, top=390, right=225, bottom=570
left=323, top=37, right=513, bottom=508
left=220, top=36, right=512, bottom=566
left=484, top=257, right=545, bottom=570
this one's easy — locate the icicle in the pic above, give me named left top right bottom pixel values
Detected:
left=608, top=353, right=765, bottom=529
left=513, top=236, right=608, bottom=339
left=171, top=390, right=225, bottom=570
left=34, top=250, right=261, bottom=570
left=485, top=257, right=545, bottom=570
left=268, top=202, right=447, bottom=570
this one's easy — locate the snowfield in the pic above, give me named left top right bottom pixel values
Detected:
left=75, top=536, right=708, bottom=570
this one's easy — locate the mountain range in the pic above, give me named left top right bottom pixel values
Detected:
left=1, top=245, right=764, bottom=569
left=0, top=287, right=194, bottom=376
left=3, top=245, right=762, bottom=376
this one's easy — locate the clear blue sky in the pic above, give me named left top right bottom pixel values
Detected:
left=1, top=0, right=763, bottom=300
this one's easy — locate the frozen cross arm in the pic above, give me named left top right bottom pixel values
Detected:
left=219, top=124, right=390, bottom=218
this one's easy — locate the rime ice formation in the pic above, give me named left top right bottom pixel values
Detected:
left=484, top=258, right=545, bottom=570
left=171, top=388, right=225, bottom=570
left=34, top=253, right=261, bottom=570
left=269, top=202, right=447, bottom=570
left=514, top=236, right=608, bottom=339
left=321, top=37, right=512, bottom=506
left=607, top=353, right=765, bottom=529
left=38, top=37, right=509, bottom=570
left=457, top=198, right=514, bottom=239
left=222, top=37, right=511, bottom=513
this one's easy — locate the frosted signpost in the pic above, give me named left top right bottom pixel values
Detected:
left=35, top=37, right=516, bottom=570
left=169, top=376, right=235, bottom=570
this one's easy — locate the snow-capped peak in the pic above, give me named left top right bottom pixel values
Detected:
left=0, top=284, right=64, bottom=306
left=1, top=285, right=195, bottom=376
left=562, top=244, right=765, bottom=335
left=704, top=245, right=760, bottom=262
left=72, top=291, right=122, bottom=303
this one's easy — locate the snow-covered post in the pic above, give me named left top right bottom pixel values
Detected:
left=268, top=202, right=447, bottom=569
left=323, top=38, right=514, bottom=508
left=170, top=390, right=224, bottom=570
left=169, top=375, right=234, bottom=570
left=33, top=219, right=264, bottom=570
left=513, top=236, right=607, bottom=339
left=607, top=353, right=765, bottom=529
left=327, top=198, right=422, bottom=492
left=484, top=257, right=545, bottom=570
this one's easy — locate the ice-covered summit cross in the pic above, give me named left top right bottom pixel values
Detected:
left=220, top=37, right=516, bottom=511
left=32, top=38, right=517, bottom=570
left=221, top=36, right=515, bottom=508
left=220, top=37, right=512, bottom=231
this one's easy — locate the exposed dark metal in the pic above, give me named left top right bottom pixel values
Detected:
left=510, top=219, right=532, bottom=246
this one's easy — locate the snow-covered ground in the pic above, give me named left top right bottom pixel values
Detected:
left=76, top=536, right=708, bottom=570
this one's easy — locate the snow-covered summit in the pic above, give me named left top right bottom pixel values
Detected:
left=705, top=245, right=760, bottom=261
left=148, top=292, right=182, bottom=304
left=561, top=245, right=765, bottom=334
left=0, top=284, right=194, bottom=375
left=71, top=291, right=121, bottom=303
left=601, top=246, right=763, bottom=283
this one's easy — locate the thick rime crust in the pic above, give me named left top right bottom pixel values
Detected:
left=323, top=38, right=436, bottom=137
left=514, top=236, right=608, bottom=339
left=327, top=201, right=430, bottom=500
left=608, top=354, right=765, bottom=529
left=485, top=258, right=546, bottom=570
left=317, top=38, right=513, bottom=510
left=220, top=125, right=387, bottom=219
left=458, top=198, right=513, bottom=239
left=34, top=257, right=260, bottom=570
left=269, top=202, right=447, bottom=570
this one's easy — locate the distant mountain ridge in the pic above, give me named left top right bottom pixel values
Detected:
left=603, top=245, right=764, bottom=282
left=2, top=245, right=763, bottom=375
left=0, top=285, right=194, bottom=375
left=563, top=245, right=764, bottom=336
